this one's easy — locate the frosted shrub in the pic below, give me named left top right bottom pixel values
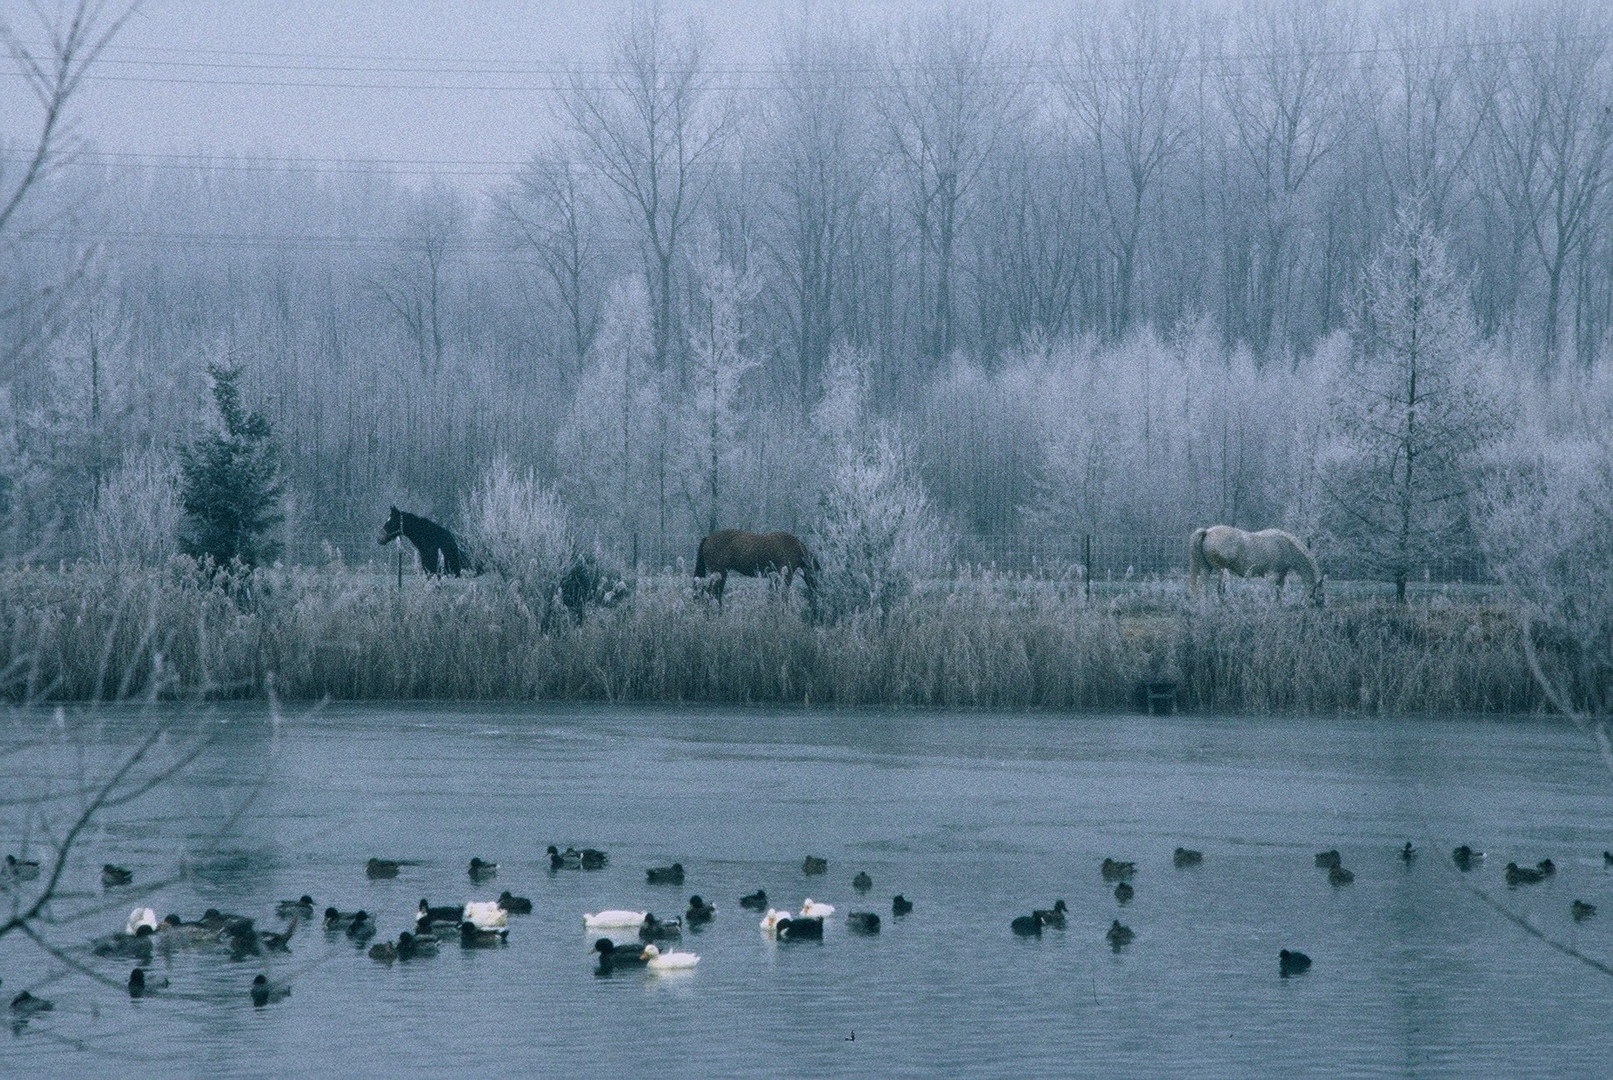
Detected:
left=88, top=449, right=183, bottom=567
left=462, top=459, right=583, bottom=627
left=812, top=433, right=950, bottom=622
left=1473, top=435, right=1613, bottom=721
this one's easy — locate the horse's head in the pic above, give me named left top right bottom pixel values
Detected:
left=379, top=506, right=402, bottom=545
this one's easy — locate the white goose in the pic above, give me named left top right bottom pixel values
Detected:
left=640, top=943, right=699, bottom=972
left=800, top=899, right=835, bottom=918
left=126, top=907, right=159, bottom=936
left=462, top=901, right=508, bottom=931
left=584, top=909, right=649, bottom=930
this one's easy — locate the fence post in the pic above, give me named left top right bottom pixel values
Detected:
left=396, top=538, right=403, bottom=590
left=632, top=531, right=639, bottom=573
left=1083, top=533, right=1092, bottom=602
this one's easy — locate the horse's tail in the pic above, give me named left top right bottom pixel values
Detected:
left=694, top=536, right=708, bottom=578
left=1187, top=528, right=1209, bottom=593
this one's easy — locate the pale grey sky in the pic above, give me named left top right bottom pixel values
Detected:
left=4, top=1, right=1056, bottom=184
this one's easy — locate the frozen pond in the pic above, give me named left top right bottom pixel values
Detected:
left=3, top=704, right=1611, bottom=1077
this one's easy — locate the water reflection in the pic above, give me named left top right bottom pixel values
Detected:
left=2, top=705, right=1610, bottom=1078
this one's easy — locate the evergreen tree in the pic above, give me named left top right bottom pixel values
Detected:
left=178, top=364, right=284, bottom=566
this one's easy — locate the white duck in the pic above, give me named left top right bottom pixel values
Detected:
left=462, top=901, right=508, bottom=931
left=584, top=909, right=649, bottom=930
left=640, top=943, right=699, bottom=972
left=125, top=907, right=159, bottom=936
left=759, top=908, right=790, bottom=936
left=800, top=899, right=835, bottom=918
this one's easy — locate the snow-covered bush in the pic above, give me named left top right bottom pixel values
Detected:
left=462, top=458, right=628, bottom=627
left=88, top=449, right=182, bottom=567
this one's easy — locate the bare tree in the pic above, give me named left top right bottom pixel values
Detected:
left=763, top=15, right=872, bottom=415
left=374, top=182, right=463, bottom=381
left=1216, top=0, right=1357, bottom=356
left=561, top=0, right=733, bottom=374
left=879, top=9, right=1019, bottom=367
left=499, top=148, right=600, bottom=378
left=1060, top=0, right=1190, bottom=339
left=1478, top=1, right=1613, bottom=370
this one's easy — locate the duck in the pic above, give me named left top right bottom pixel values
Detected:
left=1314, top=850, right=1342, bottom=870
left=891, top=894, right=914, bottom=916
left=396, top=930, right=438, bottom=959
left=593, top=937, right=650, bottom=970
left=1538, top=858, right=1556, bottom=877
left=1172, top=848, right=1204, bottom=868
left=1400, top=842, right=1416, bottom=864
left=344, top=911, right=376, bottom=943
left=847, top=912, right=881, bottom=934
left=1034, top=899, right=1069, bottom=927
left=853, top=871, right=872, bottom=893
left=637, top=913, right=683, bottom=942
left=759, top=908, right=791, bottom=935
left=324, top=906, right=366, bottom=930
left=1328, top=865, right=1355, bottom=886
left=1114, top=881, right=1134, bottom=903
left=739, top=889, right=769, bottom=911
left=258, top=920, right=297, bottom=953
left=198, top=908, right=253, bottom=934
left=548, top=845, right=582, bottom=870
left=801, top=899, right=835, bottom=918
left=4, top=855, right=41, bottom=881
left=156, top=914, right=219, bottom=949
left=584, top=909, right=648, bottom=930
left=1604, top=851, right=1613, bottom=867
left=802, top=855, right=828, bottom=876
left=580, top=848, right=608, bottom=870
left=276, top=895, right=315, bottom=919
left=101, top=864, right=133, bottom=887
left=646, top=863, right=685, bottom=885
left=1105, top=920, right=1135, bottom=949
left=462, top=901, right=508, bottom=931
left=1278, top=949, right=1312, bottom=977
left=640, top=943, right=700, bottom=971
left=1010, top=913, right=1044, bottom=937
left=417, top=899, right=463, bottom=927
left=1100, top=858, right=1136, bottom=882
left=249, top=974, right=290, bottom=1007
left=459, top=920, right=508, bottom=948
left=127, top=967, right=167, bottom=997
left=1504, top=862, right=1546, bottom=886
left=777, top=915, right=823, bottom=941
left=365, top=858, right=406, bottom=879
left=686, top=895, right=717, bottom=926
left=468, top=858, right=498, bottom=882
left=369, top=940, right=397, bottom=963
left=1572, top=899, right=1596, bottom=921
left=10, top=990, right=54, bottom=1017
left=1452, top=845, right=1483, bottom=871
left=497, top=891, right=533, bottom=915
left=93, top=925, right=154, bottom=961
left=126, top=907, right=160, bottom=936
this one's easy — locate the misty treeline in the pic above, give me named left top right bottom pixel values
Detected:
left=2, top=0, right=1612, bottom=595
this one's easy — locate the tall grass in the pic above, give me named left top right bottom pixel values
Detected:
left=0, top=561, right=1537, bottom=713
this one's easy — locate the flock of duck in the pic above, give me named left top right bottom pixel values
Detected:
left=5, top=840, right=1609, bottom=1023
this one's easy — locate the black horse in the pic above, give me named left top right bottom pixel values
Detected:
left=695, top=529, right=817, bottom=607
left=380, top=506, right=468, bottom=577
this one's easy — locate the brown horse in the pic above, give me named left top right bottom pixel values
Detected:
left=695, top=529, right=817, bottom=607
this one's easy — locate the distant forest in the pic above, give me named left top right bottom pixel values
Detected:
left=3, top=0, right=1611, bottom=575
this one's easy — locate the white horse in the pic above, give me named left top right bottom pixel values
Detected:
left=1188, top=525, right=1323, bottom=606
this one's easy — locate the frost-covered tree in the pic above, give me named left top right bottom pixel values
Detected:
left=463, top=458, right=577, bottom=627
left=810, top=349, right=949, bottom=621
left=178, top=364, right=284, bottom=567
left=682, top=257, right=759, bottom=535
left=1323, top=209, right=1502, bottom=601
left=556, top=277, right=662, bottom=552
left=1474, top=435, right=1613, bottom=737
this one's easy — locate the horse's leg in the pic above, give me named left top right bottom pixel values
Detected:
left=1216, top=569, right=1226, bottom=598
left=713, top=571, right=726, bottom=609
left=423, top=545, right=441, bottom=577
left=1274, top=570, right=1287, bottom=600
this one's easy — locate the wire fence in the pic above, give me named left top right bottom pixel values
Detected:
left=293, top=527, right=1492, bottom=586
